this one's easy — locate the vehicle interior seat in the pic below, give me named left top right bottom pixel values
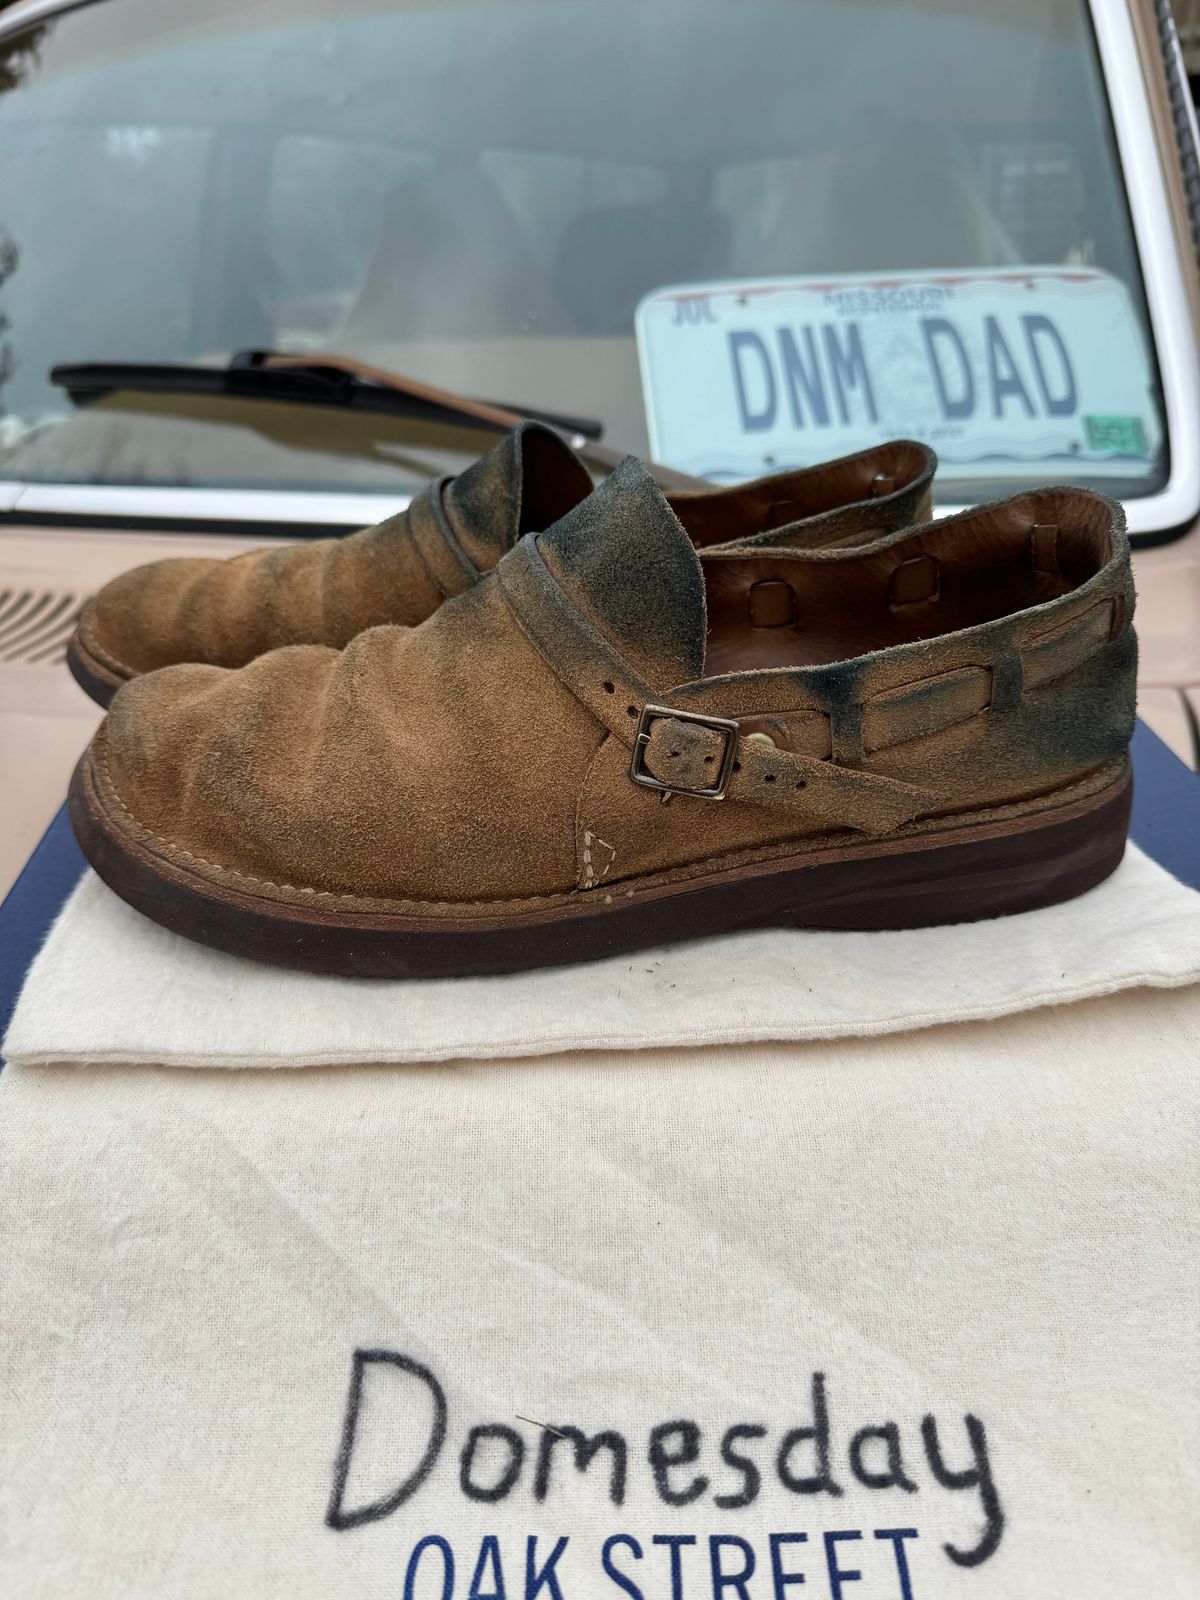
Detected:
left=742, top=125, right=1018, bottom=277
left=554, top=199, right=731, bottom=334
left=339, top=159, right=570, bottom=344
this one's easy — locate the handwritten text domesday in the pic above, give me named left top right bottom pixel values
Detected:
left=325, top=1351, right=1004, bottom=1583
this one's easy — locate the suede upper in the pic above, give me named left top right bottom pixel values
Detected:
left=91, top=462, right=1136, bottom=913
left=74, top=425, right=935, bottom=686
left=74, top=424, right=593, bottom=681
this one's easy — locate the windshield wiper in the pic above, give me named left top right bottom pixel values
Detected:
left=49, top=350, right=708, bottom=491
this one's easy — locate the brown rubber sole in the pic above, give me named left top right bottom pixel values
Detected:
left=66, top=628, right=129, bottom=709
left=69, top=749, right=1133, bottom=979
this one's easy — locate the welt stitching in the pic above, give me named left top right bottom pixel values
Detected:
left=95, top=742, right=574, bottom=912
left=97, top=738, right=818, bottom=908
left=77, top=615, right=136, bottom=677
left=574, top=735, right=622, bottom=890
left=91, top=739, right=1123, bottom=914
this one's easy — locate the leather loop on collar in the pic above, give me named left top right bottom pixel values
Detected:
left=497, top=535, right=938, bottom=836
left=404, top=478, right=482, bottom=600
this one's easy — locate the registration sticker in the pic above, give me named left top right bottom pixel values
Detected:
left=1083, top=415, right=1150, bottom=456
left=635, top=267, right=1161, bottom=483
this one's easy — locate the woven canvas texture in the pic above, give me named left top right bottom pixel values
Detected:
left=4, top=845, right=1200, bottom=1069
left=0, top=985, right=1197, bottom=1596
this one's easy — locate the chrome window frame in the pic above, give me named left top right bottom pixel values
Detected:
left=0, top=0, right=95, bottom=26
left=1087, top=0, right=1200, bottom=536
left=0, top=480, right=411, bottom=528
left=0, top=0, right=1196, bottom=535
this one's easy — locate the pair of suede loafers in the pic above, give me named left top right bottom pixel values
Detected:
left=67, top=423, right=1137, bottom=978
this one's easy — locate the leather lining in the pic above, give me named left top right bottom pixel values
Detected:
left=889, top=555, right=940, bottom=607
left=749, top=580, right=797, bottom=628
left=1031, top=523, right=1060, bottom=575
left=702, top=488, right=1113, bottom=678
left=513, top=427, right=597, bottom=536
left=668, top=440, right=932, bottom=548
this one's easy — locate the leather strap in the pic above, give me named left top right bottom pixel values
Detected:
left=497, top=536, right=939, bottom=836
left=404, top=479, right=481, bottom=600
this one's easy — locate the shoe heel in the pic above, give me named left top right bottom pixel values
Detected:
left=775, top=771, right=1132, bottom=932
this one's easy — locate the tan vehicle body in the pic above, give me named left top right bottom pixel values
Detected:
left=2, top=0, right=1199, bottom=895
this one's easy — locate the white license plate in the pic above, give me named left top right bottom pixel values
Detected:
left=635, top=267, right=1161, bottom=483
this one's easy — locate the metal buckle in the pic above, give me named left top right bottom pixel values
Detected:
left=629, top=704, right=740, bottom=801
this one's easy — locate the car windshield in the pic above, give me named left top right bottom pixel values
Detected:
left=0, top=0, right=1169, bottom=504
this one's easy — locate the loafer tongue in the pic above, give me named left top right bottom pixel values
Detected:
left=537, top=456, right=707, bottom=687
left=442, top=420, right=594, bottom=572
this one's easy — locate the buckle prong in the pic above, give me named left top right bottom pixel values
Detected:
left=629, top=704, right=741, bottom=801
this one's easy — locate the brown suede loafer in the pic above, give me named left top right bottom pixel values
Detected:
left=66, top=424, right=934, bottom=706
left=69, top=458, right=1136, bottom=978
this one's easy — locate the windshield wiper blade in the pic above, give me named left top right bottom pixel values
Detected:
left=52, top=352, right=603, bottom=441
left=49, top=350, right=709, bottom=491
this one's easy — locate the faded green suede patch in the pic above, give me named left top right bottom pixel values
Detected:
left=538, top=458, right=707, bottom=685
